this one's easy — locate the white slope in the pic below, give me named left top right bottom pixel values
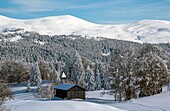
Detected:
left=86, top=90, right=115, bottom=100
left=111, top=92, right=170, bottom=111
left=4, top=84, right=125, bottom=111
left=0, top=36, right=23, bottom=42
left=86, top=90, right=170, bottom=111
left=0, top=15, right=170, bottom=43
left=9, top=36, right=23, bottom=42
left=6, top=101, right=125, bottom=111
left=5, top=84, right=170, bottom=111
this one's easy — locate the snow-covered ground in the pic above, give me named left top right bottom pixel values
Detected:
left=34, top=40, right=48, bottom=45
left=4, top=84, right=125, bottom=111
left=0, top=15, right=170, bottom=43
left=111, top=92, right=170, bottom=111
left=86, top=90, right=114, bottom=100
left=86, top=90, right=170, bottom=111
left=6, top=101, right=125, bottom=111
left=4, top=84, right=170, bottom=111
left=8, top=36, right=23, bottom=42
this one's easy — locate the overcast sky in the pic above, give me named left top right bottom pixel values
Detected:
left=0, top=0, right=170, bottom=24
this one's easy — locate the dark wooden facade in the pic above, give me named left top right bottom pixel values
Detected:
left=54, top=84, right=85, bottom=100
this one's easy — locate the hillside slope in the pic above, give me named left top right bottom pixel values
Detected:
left=0, top=15, right=170, bottom=43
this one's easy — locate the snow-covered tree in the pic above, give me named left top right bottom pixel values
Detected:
left=71, top=51, right=84, bottom=84
left=26, top=80, right=31, bottom=92
left=30, top=62, right=42, bottom=87
left=85, top=65, right=95, bottom=91
left=0, top=60, right=29, bottom=84
left=56, top=62, right=61, bottom=79
left=48, top=62, right=60, bottom=83
left=136, top=44, right=170, bottom=97
left=78, top=69, right=86, bottom=88
left=98, top=63, right=107, bottom=89
left=109, top=47, right=136, bottom=101
left=103, top=64, right=111, bottom=90
left=39, top=61, right=48, bottom=80
left=45, top=82, right=54, bottom=99
left=109, top=48, right=124, bottom=101
left=94, top=62, right=101, bottom=90
left=122, top=47, right=136, bottom=100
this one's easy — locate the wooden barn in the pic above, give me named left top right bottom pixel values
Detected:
left=53, top=83, right=85, bottom=100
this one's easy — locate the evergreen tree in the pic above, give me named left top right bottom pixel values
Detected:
left=95, top=62, right=101, bottom=90
left=78, top=69, right=86, bottom=88
left=85, top=65, right=95, bottom=91
left=26, top=80, right=31, bottom=92
left=30, top=62, right=42, bottom=87
left=71, top=51, right=84, bottom=84
left=109, top=48, right=124, bottom=101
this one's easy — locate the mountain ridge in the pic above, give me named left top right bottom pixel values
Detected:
left=0, top=15, right=170, bottom=43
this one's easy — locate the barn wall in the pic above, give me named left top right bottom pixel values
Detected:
left=67, top=86, right=85, bottom=100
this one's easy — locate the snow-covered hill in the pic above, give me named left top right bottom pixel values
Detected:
left=0, top=15, right=170, bottom=43
left=87, top=90, right=170, bottom=111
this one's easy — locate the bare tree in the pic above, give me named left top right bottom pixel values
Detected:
left=0, top=83, right=12, bottom=111
left=0, top=60, right=29, bottom=84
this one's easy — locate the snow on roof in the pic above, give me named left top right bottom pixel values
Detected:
left=54, top=83, right=76, bottom=90
left=61, top=72, right=67, bottom=78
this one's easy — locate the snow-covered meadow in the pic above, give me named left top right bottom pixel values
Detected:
left=4, top=84, right=125, bottom=111
left=87, top=90, right=170, bottom=111
left=4, top=84, right=170, bottom=111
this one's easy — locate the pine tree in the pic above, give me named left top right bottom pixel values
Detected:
left=36, top=62, right=42, bottom=93
left=95, top=62, right=101, bottom=90
left=98, top=63, right=107, bottom=89
left=30, top=62, right=42, bottom=88
left=78, top=69, right=86, bottom=88
left=26, top=80, right=31, bottom=92
left=85, top=65, right=95, bottom=91
left=109, top=48, right=124, bottom=101
left=95, top=68, right=101, bottom=90
left=71, top=51, right=84, bottom=84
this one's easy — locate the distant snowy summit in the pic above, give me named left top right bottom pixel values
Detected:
left=0, top=15, right=170, bottom=43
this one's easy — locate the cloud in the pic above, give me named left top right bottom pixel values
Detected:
left=7, top=0, right=121, bottom=13
left=10, top=0, right=57, bottom=12
left=0, top=8, right=18, bottom=13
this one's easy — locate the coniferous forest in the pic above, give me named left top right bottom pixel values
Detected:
left=0, top=31, right=170, bottom=101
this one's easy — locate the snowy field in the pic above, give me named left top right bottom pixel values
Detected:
left=111, top=92, right=170, bottom=111
left=4, top=84, right=170, bottom=111
left=4, top=84, right=125, bottom=111
left=86, top=90, right=170, bottom=111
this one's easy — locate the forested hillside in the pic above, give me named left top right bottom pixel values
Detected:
left=0, top=31, right=170, bottom=101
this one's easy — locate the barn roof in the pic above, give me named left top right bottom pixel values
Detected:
left=54, top=83, right=76, bottom=90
